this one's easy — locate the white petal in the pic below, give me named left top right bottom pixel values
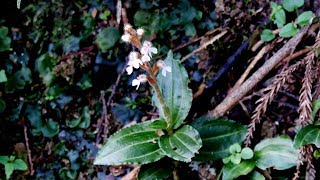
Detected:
left=162, top=69, right=167, bottom=76
left=142, top=55, right=150, bottom=62
left=132, top=79, right=140, bottom=90
left=140, top=47, right=148, bottom=55
left=121, top=34, right=131, bottom=42
left=132, top=63, right=140, bottom=69
left=126, top=66, right=133, bottom=75
left=165, top=66, right=172, bottom=72
left=150, top=47, right=158, bottom=54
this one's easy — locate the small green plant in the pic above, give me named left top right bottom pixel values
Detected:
left=222, top=143, right=254, bottom=165
left=261, top=0, right=314, bottom=42
left=0, top=155, right=28, bottom=179
left=94, top=25, right=304, bottom=179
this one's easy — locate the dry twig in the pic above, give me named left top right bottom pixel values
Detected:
left=24, top=125, right=34, bottom=176
left=181, top=30, right=228, bottom=62
left=231, top=44, right=271, bottom=92
left=208, top=22, right=314, bottom=117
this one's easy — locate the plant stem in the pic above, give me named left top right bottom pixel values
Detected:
left=173, top=161, right=180, bottom=180
left=146, top=63, right=173, bottom=134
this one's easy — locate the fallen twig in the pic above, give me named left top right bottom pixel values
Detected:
left=181, top=30, right=228, bottom=62
left=231, top=44, right=271, bottom=92
left=208, top=22, right=315, bottom=117
left=206, top=40, right=249, bottom=89
left=24, top=125, right=34, bottom=176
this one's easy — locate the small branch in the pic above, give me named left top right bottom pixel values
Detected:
left=181, top=30, right=228, bottom=62
left=155, top=28, right=222, bottom=60
left=24, top=125, right=34, bottom=176
left=206, top=40, right=250, bottom=89
left=208, top=23, right=313, bottom=117
left=58, top=45, right=94, bottom=62
left=231, top=44, right=271, bottom=92
left=96, top=64, right=127, bottom=143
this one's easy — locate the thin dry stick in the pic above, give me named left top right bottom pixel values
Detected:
left=244, top=61, right=303, bottom=146
left=208, top=22, right=313, bottom=118
left=181, top=30, right=228, bottom=62
left=95, top=64, right=127, bottom=143
left=231, top=45, right=271, bottom=92
left=155, top=28, right=222, bottom=60
left=24, top=125, right=34, bottom=175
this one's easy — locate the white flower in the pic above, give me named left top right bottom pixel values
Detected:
left=121, top=34, right=131, bottom=42
left=157, top=60, right=172, bottom=76
left=140, top=41, right=158, bottom=57
left=137, top=28, right=144, bottom=36
left=124, top=24, right=132, bottom=32
left=126, top=52, right=143, bottom=75
left=126, top=66, right=133, bottom=75
left=132, top=74, right=148, bottom=90
left=141, top=54, right=151, bottom=62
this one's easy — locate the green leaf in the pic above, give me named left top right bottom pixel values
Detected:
left=191, top=117, right=247, bottom=161
left=279, top=23, right=299, bottom=38
left=25, top=104, right=42, bottom=129
left=96, top=27, right=120, bottom=53
left=184, top=23, right=196, bottom=37
left=158, top=125, right=202, bottom=162
left=0, top=156, right=9, bottom=165
left=99, top=10, right=111, bottom=20
left=230, top=153, right=241, bottom=164
left=0, top=70, right=7, bottom=83
left=35, top=53, right=57, bottom=86
left=134, top=11, right=152, bottom=26
left=261, top=29, right=276, bottom=42
left=63, top=35, right=80, bottom=53
left=311, top=100, right=320, bottom=120
left=154, top=51, right=193, bottom=129
left=254, top=136, right=298, bottom=170
left=270, top=2, right=281, bottom=20
left=94, top=120, right=167, bottom=165
left=229, top=143, right=241, bottom=154
left=250, top=171, right=266, bottom=180
left=13, top=159, right=28, bottom=171
left=0, top=26, right=11, bottom=52
left=275, top=9, right=286, bottom=27
left=282, top=0, right=304, bottom=12
left=294, top=124, right=320, bottom=148
left=314, top=149, right=320, bottom=160
left=138, top=165, right=171, bottom=180
left=222, top=156, right=231, bottom=164
left=5, top=163, right=14, bottom=179
left=222, top=160, right=255, bottom=180
left=66, top=117, right=81, bottom=128
left=41, top=119, right=60, bottom=138
left=241, top=147, right=254, bottom=160
left=78, top=106, right=91, bottom=129
left=0, top=99, right=6, bottom=113
left=297, top=11, right=313, bottom=27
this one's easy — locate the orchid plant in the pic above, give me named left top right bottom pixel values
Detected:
left=93, top=24, right=246, bottom=179
left=93, top=25, right=303, bottom=179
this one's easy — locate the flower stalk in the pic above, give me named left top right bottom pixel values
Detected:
left=147, top=66, right=173, bottom=134
left=121, top=24, right=173, bottom=134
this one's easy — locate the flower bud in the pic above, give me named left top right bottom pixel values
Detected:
left=121, top=34, right=131, bottom=42
left=137, top=28, right=144, bottom=36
